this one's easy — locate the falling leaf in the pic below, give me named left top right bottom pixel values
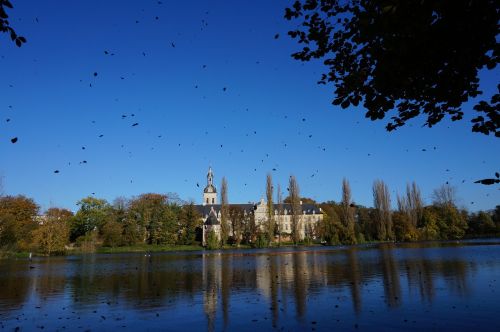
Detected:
left=474, top=178, right=500, bottom=185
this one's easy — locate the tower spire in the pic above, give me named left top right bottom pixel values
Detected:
left=207, top=166, right=214, bottom=186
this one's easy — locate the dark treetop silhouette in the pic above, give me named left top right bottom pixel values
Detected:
left=285, top=0, right=499, bottom=137
left=0, top=0, right=25, bottom=47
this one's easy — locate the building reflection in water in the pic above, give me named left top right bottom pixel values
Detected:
left=0, top=243, right=481, bottom=330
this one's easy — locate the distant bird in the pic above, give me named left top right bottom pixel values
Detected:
left=274, top=33, right=279, bottom=39
left=93, top=72, right=98, bottom=77
left=54, top=170, right=60, bottom=174
left=6, top=118, right=10, bottom=122
left=196, top=183, right=200, bottom=187
left=223, top=87, right=227, bottom=91
left=98, top=134, right=104, bottom=138
left=104, top=50, right=109, bottom=54
left=10, top=137, right=18, bottom=143
left=132, top=123, right=139, bottom=127
left=422, top=149, right=426, bottom=152
left=171, top=42, right=175, bottom=48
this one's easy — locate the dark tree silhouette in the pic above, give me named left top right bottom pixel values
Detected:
left=285, top=0, right=499, bottom=136
left=0, top=0, right=26, bottom=47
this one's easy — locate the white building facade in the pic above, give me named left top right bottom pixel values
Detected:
left=196, top=167, right=324, bottom=246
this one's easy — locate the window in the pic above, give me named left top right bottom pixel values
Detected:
left=206, top=198, right=209, bottom=204
left=212, top=198, right=214, bottom=204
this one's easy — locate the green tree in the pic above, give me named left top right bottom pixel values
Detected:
left=276, top=183, right=284, bottom=246
left=128, top=193, right=179, bottom=245
left=468, top=211, right=496, bottom=235
left=229, top=205, right=244, bottom=246
left=340, top=179, right=357, bottom=244
left=319, top=202, right=342, bottom=245
left=220, top=177, right=230, bottom=246
left=356, top=205, right=377, bottom=241
left=179, top=203, right=201, bottom=245
left=101, top=219, right=123, bottom=247
left=265, top=173, right=275, bottom=244
left=284, top=0, right=499, bottom=137
left=437, top=204, right=468, bottom=239
left=288, top=175, right=301, bottom=244
left=0, top=195, right=39, bottom=250
left=420, top=207, right=440, bottom=240
left=206, top=229, right=219, bottom=250
left=32, top=208, right=72, bottom=255
left=70, top=197, right=109, bottom=242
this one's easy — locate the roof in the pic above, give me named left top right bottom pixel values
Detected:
left=194, top=203, right=322, bottom=216
left=195, top=204, right=256, bottom=216
left=204, top=210, right=220, bottom=225
left=203, top=184, right=217, bottom=193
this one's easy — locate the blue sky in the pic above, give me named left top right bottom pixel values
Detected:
left=1, top=0, right=499, bottom=212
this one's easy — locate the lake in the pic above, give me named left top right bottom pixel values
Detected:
left=1, top=240, right=499, bottom=331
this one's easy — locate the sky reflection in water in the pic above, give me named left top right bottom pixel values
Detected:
left=1, top=240, right=499, bottom=331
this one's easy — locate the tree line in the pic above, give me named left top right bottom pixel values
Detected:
left=0, top=178, right=499, bottom=255
left=317, top=180, right=499, bottom=245
left=0, top=193, right=202, bottom=255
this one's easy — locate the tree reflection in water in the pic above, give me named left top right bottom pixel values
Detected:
left=0, top=241, right=498, bottom=331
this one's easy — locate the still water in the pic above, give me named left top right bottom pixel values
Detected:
left=1, top=240, right=499, bottom=331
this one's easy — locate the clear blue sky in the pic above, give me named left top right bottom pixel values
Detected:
left=1, top=0, right=499, bottom=212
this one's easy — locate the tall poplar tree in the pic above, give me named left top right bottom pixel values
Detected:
left=220, top=177, right=229, bottom=245
left=266, top=173, right=274, bottom=244
left=340, top=178, right=357, bottom=244
left=373, top=180, right=393, bottom=241
left=288, top=175, right=301, bottom=244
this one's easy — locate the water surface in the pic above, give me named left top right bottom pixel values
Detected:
left=1, top=240, right=499, bottom=331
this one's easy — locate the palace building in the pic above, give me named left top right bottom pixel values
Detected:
left=195, top=167, right=324, bottom=246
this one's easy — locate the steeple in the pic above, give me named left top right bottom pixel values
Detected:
left=207, top=167, right=214, bottom=187
left=202, top=167, right=217, bottom=205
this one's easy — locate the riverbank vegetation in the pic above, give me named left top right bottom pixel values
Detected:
left=0, top=181, right=499, bottom=256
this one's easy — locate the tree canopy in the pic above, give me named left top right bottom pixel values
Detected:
left=285, top=0, right=499, bottom=136
left=0, top=0, right=26, bottom=47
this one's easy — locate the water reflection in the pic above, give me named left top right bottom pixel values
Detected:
left=1, top=240, right=499, bottom=331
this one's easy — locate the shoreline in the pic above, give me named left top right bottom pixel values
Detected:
left=3, top=237, right=500, bottom=259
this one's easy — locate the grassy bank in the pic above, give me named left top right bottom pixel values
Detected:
left=0, top=250, right=30, bottom=259
left=95, top=244, right=204, bottom=254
